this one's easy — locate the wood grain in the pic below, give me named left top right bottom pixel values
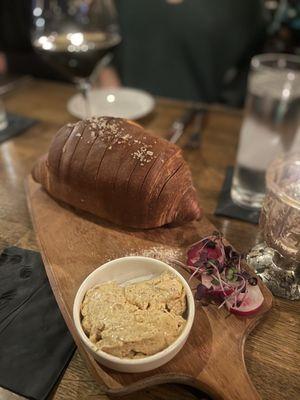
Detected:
left=0, top=80, right=299, bottom=400
left=26, top=175, right=272, bottom=399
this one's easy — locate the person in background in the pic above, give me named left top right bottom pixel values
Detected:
left=0, top=0, right=267, bottom=107
left=110, top=0, right=267, bottom=106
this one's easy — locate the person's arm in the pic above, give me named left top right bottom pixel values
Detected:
left=98, top=65, right=121, bottom=87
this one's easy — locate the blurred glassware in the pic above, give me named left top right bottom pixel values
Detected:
left=247, top=153, right=300, bottom=300
left=231, top=53, right=300, bottom=209
left=0, top=98, right=8, bottom=131
left=264, top=0, right=300, bottom=55
left=31, top=0, right=121, bottom=117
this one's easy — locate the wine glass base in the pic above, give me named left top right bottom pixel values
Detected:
left=247, top=243, right=300, bottom=300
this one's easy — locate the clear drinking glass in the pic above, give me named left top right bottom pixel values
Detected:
left=247, top=153, right=300, bottom=299
left=231, top=53, right=300, bottom=209
left=31, top=0, right=121, bottom=117
left=0, top=98, right=8, bottom=131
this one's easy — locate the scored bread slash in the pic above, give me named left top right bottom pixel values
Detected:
left=85, top=117, right=157, bottom=165
left=31, top=116, right=202, bottom=228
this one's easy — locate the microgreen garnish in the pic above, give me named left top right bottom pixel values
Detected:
left=248, top=277, right=258, bottom=286
left=195, top=284, right=208, bottom=300
left=183, top=232, right=261, bottom=314
left=211, top=278, right=220, bottom=286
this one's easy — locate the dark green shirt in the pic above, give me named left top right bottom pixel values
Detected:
left=115, top=0, right=266, bottom=105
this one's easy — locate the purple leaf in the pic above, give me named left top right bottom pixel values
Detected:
left=195, top=283, right=208, bottom=300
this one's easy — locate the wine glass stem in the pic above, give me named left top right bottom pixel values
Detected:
left=78, top=79, right=91, bottom=118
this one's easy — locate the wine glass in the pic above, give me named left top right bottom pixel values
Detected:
left=31, top=0, right=121, bottom=117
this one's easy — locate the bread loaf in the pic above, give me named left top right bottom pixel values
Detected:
left=32, top=117, right=202, bottom=228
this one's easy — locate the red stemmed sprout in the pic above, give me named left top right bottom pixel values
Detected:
left=184, top=232, right=263, bottom=316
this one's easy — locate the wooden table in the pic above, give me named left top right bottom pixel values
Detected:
left=0, top=80, right=299, bottom=400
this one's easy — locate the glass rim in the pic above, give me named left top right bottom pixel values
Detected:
left=266, top=153, right=300, bottom=210
left=251, top=53, right=300, bottom=72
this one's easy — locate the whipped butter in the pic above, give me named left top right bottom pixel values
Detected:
left=80, top=272, right=187, bottom=358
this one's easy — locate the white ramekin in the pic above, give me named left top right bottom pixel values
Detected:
left=73, top=256, right=195, bottom=373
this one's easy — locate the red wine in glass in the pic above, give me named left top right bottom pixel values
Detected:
left=31, top=0, right=121, bottom=116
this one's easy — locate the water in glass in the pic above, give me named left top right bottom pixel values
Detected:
left=231, top=54, right=300, bottom=209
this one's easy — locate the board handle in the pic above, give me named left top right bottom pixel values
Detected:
left=198, top=343, right=261, bottom=400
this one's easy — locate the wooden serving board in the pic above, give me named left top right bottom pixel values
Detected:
left=26, top=176, right=272, bottom=400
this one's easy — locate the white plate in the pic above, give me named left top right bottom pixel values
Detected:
left=67, top=87, right=155, bottom=120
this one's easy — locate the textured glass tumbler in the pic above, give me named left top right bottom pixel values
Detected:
left=247, top=153, right=300, bottom=299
